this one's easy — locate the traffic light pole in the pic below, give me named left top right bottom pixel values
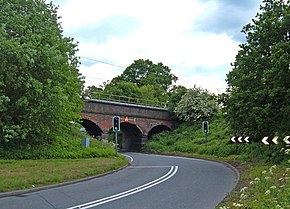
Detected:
left=112, top=116, right=120, bottom=157
left=115, top=131, right=118, bottom=157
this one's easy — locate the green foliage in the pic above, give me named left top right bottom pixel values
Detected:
left=146, top=113, right=233, bottom=157
left=112, top=59, right=177, bottom=91
left=104, top=81, right=141, bottom=98
left=105, top=59, right=177, bottom=103
left=225, top=0, right=290, bottom=139
left=167, top=85, right=188, bottom=115
left=139, top=85, right=159, bottom=102
left=174, top=86, right=218, bottom=122
left=219, top=163, right=289, bottom=209
left=83, top=85, right=103, bottom=98
left=145, top=113, right=289, bottom=163
left=0, top=124, right=116, bottom=160
left=0, top=0, right=83, bottom=145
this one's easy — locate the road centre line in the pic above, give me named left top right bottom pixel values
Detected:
left=66, top=166, right=178, bottom=209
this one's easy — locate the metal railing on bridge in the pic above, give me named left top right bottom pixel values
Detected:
left=85, top=92, right=168, bottom=108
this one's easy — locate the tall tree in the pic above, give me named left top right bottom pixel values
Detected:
left=112, top=59, right=177, bottom=90
left=167, top=85, right=188, bottom=114
left=0, top=0, right=83, bottom=145
left=225, top=0, right=290, bottom=139
left=104, top=81, right=141, bottom=98
left=110, top=59, right=177, bottom=103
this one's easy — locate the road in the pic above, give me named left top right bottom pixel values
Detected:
left=0, top=153, right=238, bottom=209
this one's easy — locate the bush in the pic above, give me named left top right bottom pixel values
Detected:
left=0, top=124, right=116, bottom=160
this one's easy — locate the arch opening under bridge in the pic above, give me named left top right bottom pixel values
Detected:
left=81, top=119, right=103, bottom=138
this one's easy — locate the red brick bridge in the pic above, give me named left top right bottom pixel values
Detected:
left=81, top=99, right=175, bottom=150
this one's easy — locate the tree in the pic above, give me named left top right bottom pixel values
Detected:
left=112, top=59, right=177, bottom=90
left=104, top=81, right=141, bottom=98
left=225, top=0, right=290, bottom=139
left=0, top=0, right=83, bottom=145
left=139, top=85, right=159, bottom=102
left=167, top=85, right=188, bottom=114
left=83, top=85, right=103, bottom=99
left=110, top=59, right=178, bottom=102
left=174, top=86, right=218, bottom=122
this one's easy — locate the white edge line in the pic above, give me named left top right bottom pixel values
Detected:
left=122, top=154, right=134, bottom=163
left=67, top=166, right=178, bottom=209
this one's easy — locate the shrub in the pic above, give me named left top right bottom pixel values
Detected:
left=0, top=124, right=116, bottom=159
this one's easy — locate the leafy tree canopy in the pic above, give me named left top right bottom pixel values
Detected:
left=85, top=59, right=178, bottom=104
left=104, top=81, right=141, bottom=98
left=0, top=0, right=83, bottom=145
left=174, top=86, right=218, bottom=123
left=225, top=0, right=290, bottom=139
left=167, top=85, right=188, bottom=114
left=83, top=85, right=103, bottom=99
left=111, top=59, right=178, bottom=92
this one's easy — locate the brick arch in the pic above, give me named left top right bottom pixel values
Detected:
left=147, top=124, right=172, bottom=140
left=81, top=119, right=103, bottom=138
left=121, top=121, right=144, bottom=135
left=81, top=113, right=112, bottom=134
left=137, top=118, right=174, bottom=135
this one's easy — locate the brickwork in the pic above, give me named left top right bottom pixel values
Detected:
left=81, top=99, right=175, bottom=150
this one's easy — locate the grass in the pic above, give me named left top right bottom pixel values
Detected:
left=143, top=113, right=290, bottom=208
left=0, top=156, right=128, bottom=192
left=218, top=162, right=289, bottom=209
left=0, top=123, right=129, bottom=193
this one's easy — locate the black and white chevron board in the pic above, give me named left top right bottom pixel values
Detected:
left=261, top=136, right=290, bottom=145
left=230, top=136, right=250, bottom=143
left=230, top=136, right=289, bottom=145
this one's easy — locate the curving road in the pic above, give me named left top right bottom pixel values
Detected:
left=0, top=153, right=238, bottom=209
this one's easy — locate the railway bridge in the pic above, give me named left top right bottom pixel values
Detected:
left=81, top=99, right=175, bottom=150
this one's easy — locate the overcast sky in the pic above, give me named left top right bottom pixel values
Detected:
left=52, top=0, right=262, bottom=93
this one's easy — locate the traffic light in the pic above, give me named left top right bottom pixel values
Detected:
left=202, top=121, right=209, bottom=134
left=112, top=116, right=120, bottom=132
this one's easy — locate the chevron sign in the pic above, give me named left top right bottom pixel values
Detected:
left=230, top=136, right=251, bottom=143
left=283, top=136, right=290, bottom=145
left=261, top=136, right=290, bottom=145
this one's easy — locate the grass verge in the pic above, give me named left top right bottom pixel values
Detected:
left=0, top=156, right=128, bottom=193
left=218, top=161, right=289, bottom=209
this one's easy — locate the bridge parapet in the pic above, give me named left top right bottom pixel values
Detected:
left=84, top=92, right=167, bottom=108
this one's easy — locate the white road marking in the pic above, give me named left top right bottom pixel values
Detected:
left=122, top=154, right=134, bottom=163
left=130, top=166, right=172, bottom=168
left=66, top=165, right=178, bottom=209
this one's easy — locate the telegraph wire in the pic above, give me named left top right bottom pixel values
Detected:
left=79, top=56, right=226, bottom=92
left=80, top=56, right=126, bottom=69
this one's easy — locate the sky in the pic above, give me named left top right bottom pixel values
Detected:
left=52, top=0, right=262, bottom=93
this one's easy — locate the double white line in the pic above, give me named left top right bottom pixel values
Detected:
left=67, top=166, right=178, bottom=209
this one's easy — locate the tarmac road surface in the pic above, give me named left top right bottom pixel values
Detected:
left=0, top=152, right=238, bottom=209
